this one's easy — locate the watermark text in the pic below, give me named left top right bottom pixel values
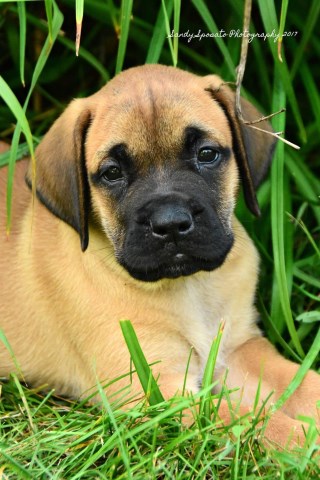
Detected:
left=167, top=29, right=298, bottom=43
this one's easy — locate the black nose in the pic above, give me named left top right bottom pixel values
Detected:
left=150, top=204, right=194, bottom=240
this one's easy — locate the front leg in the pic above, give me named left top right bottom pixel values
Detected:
left=156, top=370, right=313, bottom=450
left=223, top=336, right=320, bottom=446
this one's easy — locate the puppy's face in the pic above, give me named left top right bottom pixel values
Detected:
left=86, top=68, right=238, bottom=281
left=29, top=65, right=275, bottom=282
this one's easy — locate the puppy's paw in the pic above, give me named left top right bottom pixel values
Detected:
left=284, top=369, right=320, bottom=422
left=262, top=408, right=319, bottom=451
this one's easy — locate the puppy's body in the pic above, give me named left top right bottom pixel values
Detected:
left=0, top=159, right=258, bottom=397
left=0, top=65, right=319, bottom=448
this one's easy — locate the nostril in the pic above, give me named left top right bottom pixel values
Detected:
left=152, top=224, right=168, bottom=237
left=178, top=218, right=192, bottom=233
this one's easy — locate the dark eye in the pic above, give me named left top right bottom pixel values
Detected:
left=102, top=165, right=123, bottom=182
left=197, top=147, right=220, bottom=164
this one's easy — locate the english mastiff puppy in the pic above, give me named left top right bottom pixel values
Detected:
left=0, top=65, right=319, bottom=449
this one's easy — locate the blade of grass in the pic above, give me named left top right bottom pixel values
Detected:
left=258, top=0, right=306, bottom=142
left=299, top=62, right=320, bottom=133
left=0, top=141, right=41, bottom=168
left=106, top=0, right=119, bottom=31
left=11, top=373, right=37, bottom=434
left=296, top=311, right=320, bottom=324
left=161, top=0, right=175, bottom=65
left=0, top=329, right=23, bottom=377
left=172, top=0, right=181, bottom=66
left=272, top=327, right=320, bottom=412
left=293, top=268, right=320, bottom=290
left=258, top=296, right=301, bottom=362
left=20, top=9, right=109, bottom=82
left=0, top=450, right=33, bottom=480
left=17, top=0, right=26, bottom=86
left=271, top=170, right=294, bottom=335
left=200, top=322, right=223, bottom=420
left=0, top=80, right=32, bottom=151
left=5, top=0, right=63, bottom=233
left=288, top=215, right=320, bottom=259
left=94, top=379, right=132, bottom=480
left=270, top=68, right=304, bottom=357
left=277, top=0, right=288, bottom=61
left=0, top=78, right=35, bottom=218
left=290, top=0, right=320, bottom=79
left=294, top=284, right=320, bottom=303
left=145, top=0, right=173, bottom=64
left=285, top=151, right=320, bottom=225
left=191, top=0, right=235, bottom=77
left=115, top=0, right=133, bottom=74
left=75, top=0, right=84, bottom=56
left=44, top=0, right=53, bottom=44
left=120, top=320, right=165, bottom=406
left=249, top=25, right=272, bottom=102
left=62, top=0, right=117, bottom=25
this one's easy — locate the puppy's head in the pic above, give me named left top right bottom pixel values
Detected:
left=27, top=65, right=275, bottom=282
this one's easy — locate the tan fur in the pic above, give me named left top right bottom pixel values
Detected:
left=0, top=65, right=319, bottom=451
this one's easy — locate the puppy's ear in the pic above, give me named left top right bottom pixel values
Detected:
left=26, top=100, right=92, bottom=251
left=205, top=78, right=276, bottom=216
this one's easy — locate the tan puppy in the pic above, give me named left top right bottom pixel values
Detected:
left=0, top=65, right=319, bottom=449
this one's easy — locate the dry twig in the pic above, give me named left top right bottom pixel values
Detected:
left=235, top=0, right=300, bottom=150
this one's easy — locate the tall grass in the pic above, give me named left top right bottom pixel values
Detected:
left=0, top=0, right=319, bottom=477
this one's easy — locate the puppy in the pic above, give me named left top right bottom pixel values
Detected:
left=0, top=65, right=319, bottom=449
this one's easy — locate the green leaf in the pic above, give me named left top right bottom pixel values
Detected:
left=145, top=0, right=173, bottom=64
left=23, top=10, right=109, bottom=82
left=191, top=0, right=235, bottom=76
left=270, top=68, right=304, bottom=357
left=120, top=320, right=165, bottom=406
left=17, top=0, right=26, bottom=86
left=161, top=0, right=175, bottom=65
left=0, top=76, right=35, bottom=166
left=173, top=0, right=181, bottom=66
left=273, top=327, right=320, bottom=411
left=296, top=311, right=320, bottom=324
left=45, top=0, right=53, bottom=43
left=258, top=0, right=306, bottom=142
left=115, top=0, right=133, bottom=74
left=290, top=0, right=320, bottom=79
left=5, top=0, right=64, bottom=233
left=0, top=329, right=23, bottom=377
left=285, top=150, right=320, bottom=224
left=200, top=322, right=223, bottom=420
left=293, top=267, right=320, bottom=290
left=75, top=0, right=84, bottom=55
left=277, top=0, right=288, bottom=61
left=0, top=450, right=33, bottom=479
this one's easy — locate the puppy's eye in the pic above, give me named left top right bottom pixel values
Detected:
left=102, top=165, right=123, bottom=182
left=197, top=147, right=220, bottom=164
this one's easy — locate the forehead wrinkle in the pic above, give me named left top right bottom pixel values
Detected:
left=183, top=123, right=229, bottom=147
left=119, top=94, right=183, bottom=170
left=91, top=86, right=232, bottom=174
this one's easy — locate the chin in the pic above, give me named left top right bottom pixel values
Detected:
left=120, top=250, right=232, bottom=283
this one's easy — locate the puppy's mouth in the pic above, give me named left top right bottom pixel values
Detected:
left=116, top=190, right=234, bottom=282
left=118, top=240, right=233, bottom=282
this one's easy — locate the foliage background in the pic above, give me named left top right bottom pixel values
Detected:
left=0, top=0, right=319, bottom=477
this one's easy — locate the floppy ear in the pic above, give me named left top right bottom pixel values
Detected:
left=205, top=79, right=276, bottom=216
left=26, top=100, right=92, bottom=251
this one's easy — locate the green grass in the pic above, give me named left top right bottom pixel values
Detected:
left=1, top=359, right=319, bottom=479
left=0, top=0, right=320, bottom=477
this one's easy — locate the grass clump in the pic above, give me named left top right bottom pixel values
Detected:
left=1, top=374, right=319, bottom=479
